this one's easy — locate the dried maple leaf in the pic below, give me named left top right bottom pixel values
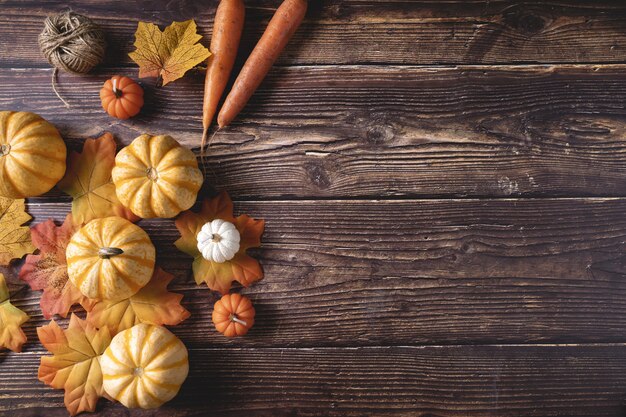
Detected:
left=0, top=196, right=35, bottom=265
left=129, top=19, right=211, bottom=86
left=86, top=267, right=190, bottom=334
left=175, top=192, right=264, bottom=294
left=38, top=314, right=111, bottom=416
left=57, top=132, right=138, bottom=224
left=0, top=273, right=29, bottom=352
left=20, top=215, right=96, bottom=319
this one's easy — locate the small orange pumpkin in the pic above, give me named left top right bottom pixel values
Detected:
left=100, top=76, right=144, bottom=119
left=212, top=293, right=255, bottom=337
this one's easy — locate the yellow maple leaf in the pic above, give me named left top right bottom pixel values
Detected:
left=86, top=267, right=190, bottom=335
left=0, top=273, right=29, bottom=352
left=0, top=196, right=35, bottom=265
left=57, top=132, right=139, bottom=224
left=129, top=19, right=211, bottom=86
left=38, top=314, right=112, bottom=416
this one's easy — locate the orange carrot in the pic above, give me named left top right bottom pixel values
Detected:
left=217, top=0, right=307, bottom=128
left=202, top=0, right=245, bottom=147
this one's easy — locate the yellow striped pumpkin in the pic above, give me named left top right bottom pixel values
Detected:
left=0, top=111, right=66, bottom=198
left=101, top=323, right=189, bottom=409
left=112, top=134, right=203, bottom=219
left=66, top=217, right=155, bottom=301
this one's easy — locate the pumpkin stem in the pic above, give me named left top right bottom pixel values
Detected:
left=112, top=78, right=123, bottom=98
left=0, top=144, right=10, bottom=156
left=98, top=247, right=124, bottom=259
left=230, top=314, right=247, bottom=327
left=209, top=233, right=222, bottom=243
left=146, top=167, right=159, bottom=182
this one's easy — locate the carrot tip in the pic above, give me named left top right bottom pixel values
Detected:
left=201, top=129, right=208, bottom=147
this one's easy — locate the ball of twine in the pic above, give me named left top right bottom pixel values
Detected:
left=39, top=11, right=106, bottom=106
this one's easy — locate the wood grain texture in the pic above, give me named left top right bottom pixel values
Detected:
left=2, top=344, right=626, bottom=416
left=3, top=197, right=624, bottom=348
left=3, top=65, right=626, bottom=199
left=2, top=0, right=626, bottom=67
left=2, top=1, right=626, bottom=415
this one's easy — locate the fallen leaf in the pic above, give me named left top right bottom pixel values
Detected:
left=86, top=267, right=190, bottom=334
left=38, top=314, right=111, bottom=416
left=20, top=215, right=96, bottom=319
left=57, top=133, right=139, bottom=224
left=0, top=273, right=29, bottom=352
left=0, top=196, right=35, bottom=265
left=129, top=19, right=211, bottom=86
left=175, top=192, right=264, bottom=294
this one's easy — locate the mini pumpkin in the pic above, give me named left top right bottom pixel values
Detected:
left=197, top=219, right=241, bottom=263
left=112, top=134, right=203, bottom=219
left=100, top=75, right=144, bottom=119
left=212, top=293, right=255, bottom=337
left=0, top=111, right=66, bottom=199
left=66, top=216, right=156, bottom=301
left=101, top=323, right=189, bottom=409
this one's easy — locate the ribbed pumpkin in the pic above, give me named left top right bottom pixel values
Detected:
left=112, top=134, right=203, bottom=218
left=66, top=217, right=156, bottom=301
left=0, top=111, right=66, bottom=198
left=212, top=293, right=255, bottom=337
left=197, top=219, right=241, bottom=263
left=101, top=323, right=189, bottom=409
left=100, top=76, right=144, bottom=119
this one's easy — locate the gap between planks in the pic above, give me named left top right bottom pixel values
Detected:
left=11, top=342, right=626, bottom=355
left=6, top=63, right=626, bottom=71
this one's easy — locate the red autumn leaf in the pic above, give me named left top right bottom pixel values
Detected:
left=175, top=191, right=264, bottom=294
left=86, top=267, right=190, bottom=334
left=38, top=314, right=111, bottom=416
left=20, top=215, right=96, bottom=319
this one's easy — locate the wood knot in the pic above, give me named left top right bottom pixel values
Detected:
left=366, top=125, right=395, bottom=144
left=503, top=8, right=549, bottom=35
left=517, top=13, right=546, bottom=34
left=305, top=162, right=331, bottom=190
left=460, top=242, right=474, bottom=254
left=325, top=1, right=346, bottom=19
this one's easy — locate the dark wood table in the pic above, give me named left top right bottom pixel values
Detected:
left=2, top=1, right=626, bottom=416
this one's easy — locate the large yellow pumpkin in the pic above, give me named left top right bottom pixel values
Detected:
left=66, top=217, right=155, bottom=301
left=112, top=134, right=203, bottom=219
left=0, top=111, right=66, bottom=198
left=101, top=323, right=189, bottom=409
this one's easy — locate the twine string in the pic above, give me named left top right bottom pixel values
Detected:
left=39, top=11, right=106, bottom=106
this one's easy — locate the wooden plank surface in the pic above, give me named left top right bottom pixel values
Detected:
left=3, top=65, right=626, bottom=199
left=2, top=1, right=626, bottom=67
left=2, top=0, right=626, bottom=415
left=2, top=197, right=623, bottom=348
left=3, top=345, right=626, bottom=417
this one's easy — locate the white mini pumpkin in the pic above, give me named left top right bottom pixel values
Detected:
left=101, top=323, right=189, bottom=409
left=197, top=219, right=241, bottom=263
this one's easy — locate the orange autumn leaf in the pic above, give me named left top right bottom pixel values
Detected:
left=129, top=20, right=211, bottom=86
left=175, top=191, right=264, bottom=294
left=0, top=273, right=29, bottom=352
left=57, top=132, right=139, bottom=224
left=0, top=196, right=35, bottom=265
left=20, top=215, right=95, bottom=319
left=38, top=314, right=111, bottom=416
left=86, top=267, right=190, bottom=334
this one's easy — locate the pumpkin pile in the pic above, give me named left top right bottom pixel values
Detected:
left=0, top=110, right=265, bottom=415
